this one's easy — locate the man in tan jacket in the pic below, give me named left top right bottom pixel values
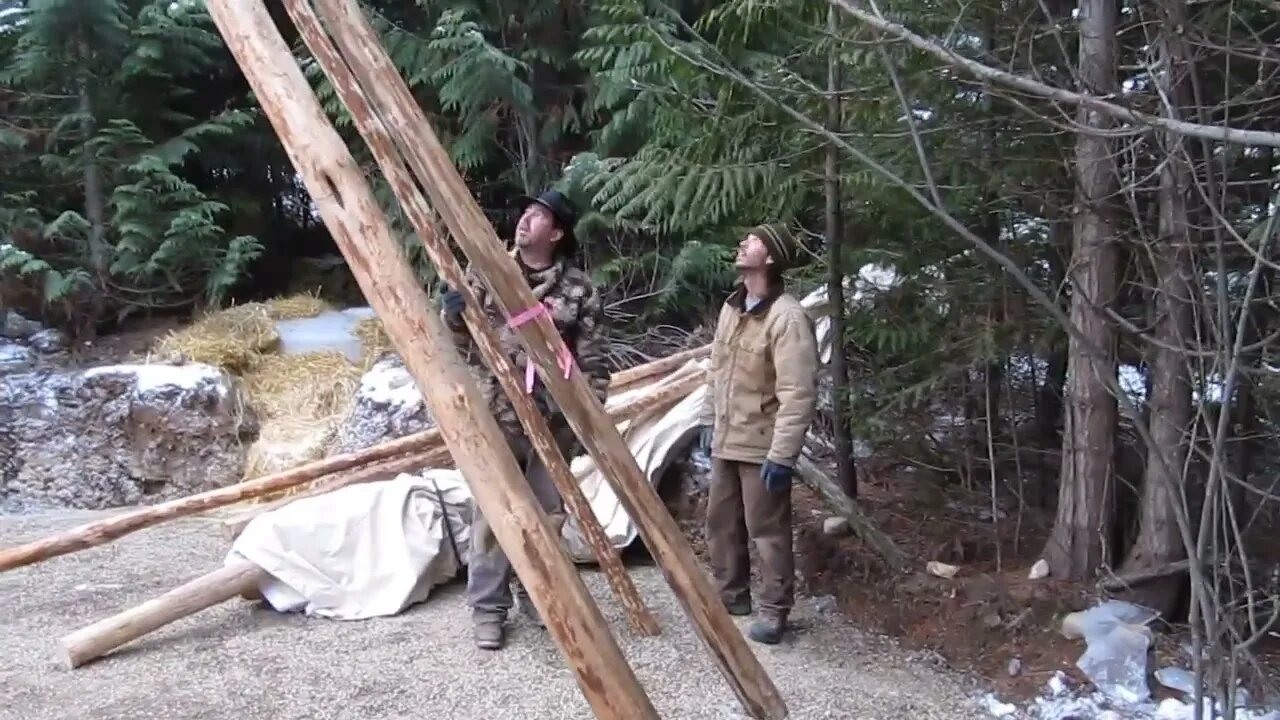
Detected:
left=696, top=223, right=819, bottom=645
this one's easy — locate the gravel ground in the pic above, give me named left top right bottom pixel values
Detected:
left=1, top=509, right=985, bottom=719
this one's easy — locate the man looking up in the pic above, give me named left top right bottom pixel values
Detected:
left=439, top=188, right=611, bottom=650
left=696, top=223, right=819, bottom=645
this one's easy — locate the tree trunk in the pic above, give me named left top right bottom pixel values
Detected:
left=1043, top=0, right=1120, bottom=581
left=825, top=5, right=857, bottom=499
left=1118, top=0, right=1196, bottom=613
left=79, top=78, right=108, bottom=335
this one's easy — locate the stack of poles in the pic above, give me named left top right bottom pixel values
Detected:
left=13, top=0, right=790, bottom=717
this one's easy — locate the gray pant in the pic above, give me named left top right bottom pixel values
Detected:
left=465, top=437, right=568, bottom=619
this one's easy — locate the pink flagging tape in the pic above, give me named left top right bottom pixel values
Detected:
left=507, top=302, right=549, bottom=328
left=506, top=301, right=575, bottom=392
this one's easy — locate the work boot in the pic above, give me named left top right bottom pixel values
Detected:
left=514, top=585, right=544, bottom=629
left=747, top=611, right=788, bottom=645
left=472, top=613, right=505, bottom=650
left=724, top=595, right=753, bottom=617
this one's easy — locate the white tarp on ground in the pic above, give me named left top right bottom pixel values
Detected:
left=226, top=470, right=474, bottom=619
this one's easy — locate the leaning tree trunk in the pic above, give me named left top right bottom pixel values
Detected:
left=1043, top=0, right=1120, bottom=581
left=825, top=4, right=857, bottom=498
left=1118, top=0, right=1196, bottom=614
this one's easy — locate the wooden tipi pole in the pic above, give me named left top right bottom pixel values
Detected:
left=309, top=2, right=788, bottom=718
left=279, top=0, right=658, bottom=637
left=200, top=1, right=658, bottom=717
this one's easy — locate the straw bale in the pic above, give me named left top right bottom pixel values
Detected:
left=239, top=350, right=364, bottom=495
left=263, top=292, right=333, bottom=320
left=242, top=351, right=362, bottom=423
left=241, top=417, right=339, bottom=498
left=353, top=317, right=393, bottom=368
left=151, top=303, right=280, bottom=371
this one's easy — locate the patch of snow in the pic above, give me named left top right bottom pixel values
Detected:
left=0, top=340, right=34, bottom=372
left=1118, top=364, right=1147, bottom=402
left=83, top=363, right=226, bottom=395
left=981, top=693, right=1018, bottom=717
left=984, top=665, right=1280, bottom=720
left=356, top=358, right=422, bottom=409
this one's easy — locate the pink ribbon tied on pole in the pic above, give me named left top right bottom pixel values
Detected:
left=506, top=301, right=575, bottom=393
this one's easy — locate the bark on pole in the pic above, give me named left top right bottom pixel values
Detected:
left=280, top=0, right=659, bottom=638
left=309, top=1, right=787, bottom=716
left=200, top=2, right=659, bottom=716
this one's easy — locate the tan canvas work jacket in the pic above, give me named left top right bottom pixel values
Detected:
left=698, top=284, right=819, bottom=466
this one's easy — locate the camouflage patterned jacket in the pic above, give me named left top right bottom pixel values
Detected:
left=441, top=252, right=611, bottom=459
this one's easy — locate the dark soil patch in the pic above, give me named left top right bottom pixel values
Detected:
left=49, top=315, right=186, bottom=369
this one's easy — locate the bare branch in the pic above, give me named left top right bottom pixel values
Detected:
left=827, top=0, right=1280, bottom=149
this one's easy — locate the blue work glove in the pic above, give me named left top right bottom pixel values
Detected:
left=761, top=460, right=794, bottom=494
left=440, top=284, right=465, bottom=321
left=696, top=424, right=713, bottom=453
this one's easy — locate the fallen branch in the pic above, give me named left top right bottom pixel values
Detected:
left=59, top=560, right=267, bottom=669
left=0, top=353, right=699, bottom=574
left=794, top=454, right=909, bottom=572
left=1099, top=559, right=1193, bottom=591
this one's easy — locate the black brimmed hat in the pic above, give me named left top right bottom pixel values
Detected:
left=517, top=189, right=578, bottom=259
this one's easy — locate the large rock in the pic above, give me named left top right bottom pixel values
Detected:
left=0, top=362, right=258, bottom=512
left=1, top=309, right=43, bottom=340
left=331, top=355, right=436, bottom=454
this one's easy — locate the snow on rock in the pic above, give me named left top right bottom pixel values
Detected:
left=330, top=354, right=435, bottom=454
left=27, top=328, right=68, bottom=354
left=1, top=362, right=257, bottom=512
left=0, top=339, right=35, bottom=373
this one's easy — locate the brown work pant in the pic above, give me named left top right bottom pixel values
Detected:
left=705, top=458, right=795, bottom=615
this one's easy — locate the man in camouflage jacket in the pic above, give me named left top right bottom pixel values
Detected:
left=438, top=189, right=611, bottom=650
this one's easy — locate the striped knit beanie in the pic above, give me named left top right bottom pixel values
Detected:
left=750, top=223, right=802, bottom=270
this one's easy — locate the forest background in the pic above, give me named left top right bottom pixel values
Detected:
left=2, top=0, right=1278, bottom=711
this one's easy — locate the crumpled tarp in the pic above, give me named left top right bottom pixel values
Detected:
left=225, top=469, right=474, bottom=619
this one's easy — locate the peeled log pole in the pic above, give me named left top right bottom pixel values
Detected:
left=312, top=2, right=785, bottom=716
left=0, top=348, right=698, bottom=574
left=610, top=345, right=710, bottom=394
left=281, top=0, right=657, bottom=637
left=59, top=560, right=266, bottom=669
left=202, top=2, right=658, bottom=716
